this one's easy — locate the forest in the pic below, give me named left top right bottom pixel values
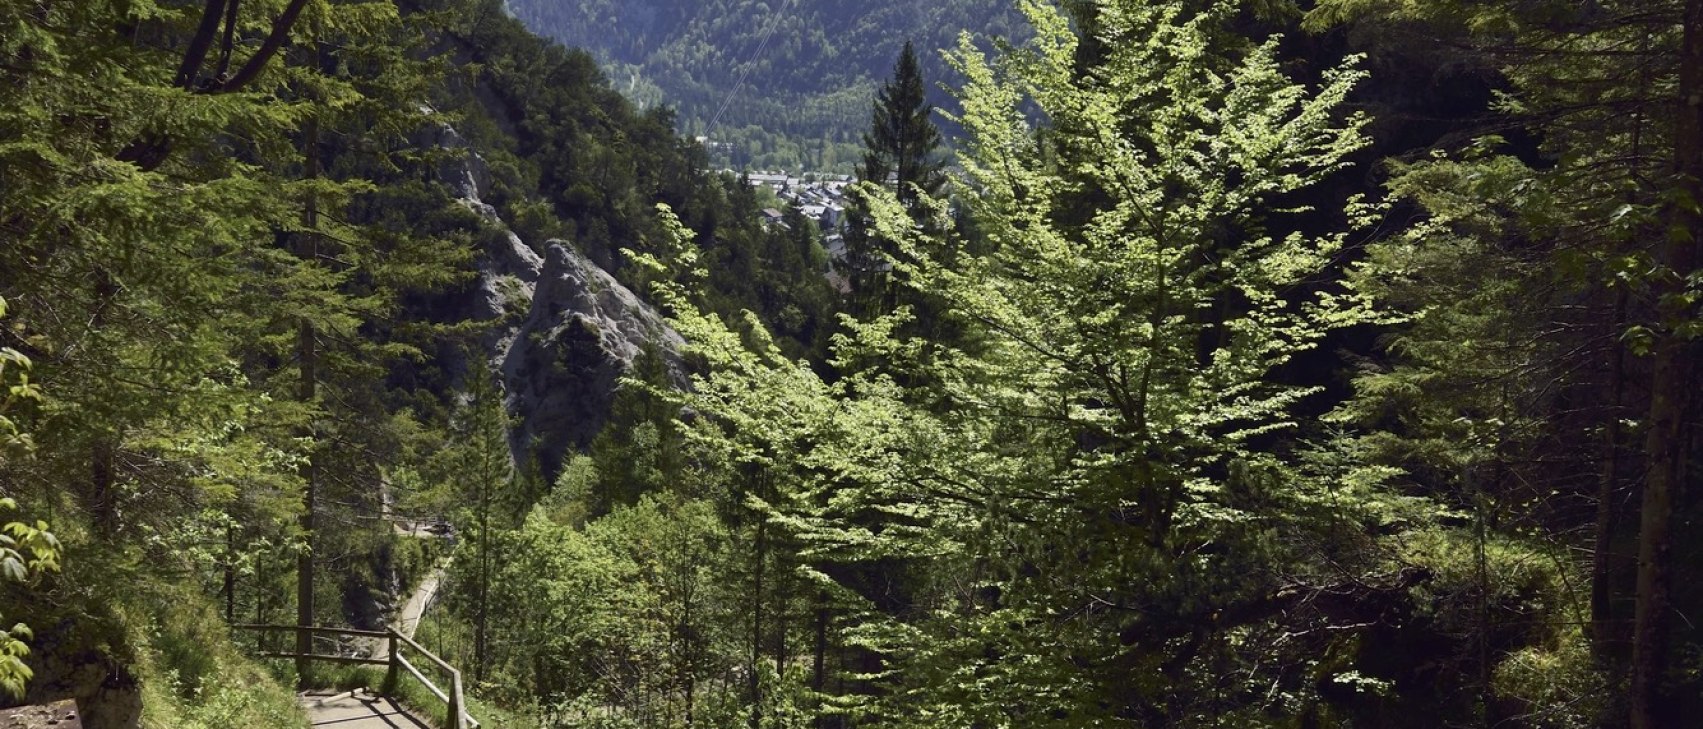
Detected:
left=499, top=0, right=1032, bottom=172
left=0, top=0, right=1700, bottom=728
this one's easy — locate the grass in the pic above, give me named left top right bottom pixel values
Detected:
left=126, top=583, right=308, bottom=729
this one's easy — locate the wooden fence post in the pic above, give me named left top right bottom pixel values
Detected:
left=296, top=623, right=312, bottom=690
left=385, top=631, right=400, bottom=695
left=448, top=669, right=464, bottom=729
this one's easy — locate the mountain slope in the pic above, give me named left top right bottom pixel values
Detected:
left=501, top=0, right=1027, bottom=167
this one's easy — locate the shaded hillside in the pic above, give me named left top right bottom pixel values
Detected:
left=501, top=0, right=1028, bottom=168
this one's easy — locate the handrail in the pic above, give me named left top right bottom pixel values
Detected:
left=233, top=623, right=479, bottom=729
left=232, top=623, right=392, bottom=639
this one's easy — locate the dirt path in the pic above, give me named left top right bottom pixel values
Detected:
left=300, top=690, right=429, bottom=728
left=394, top=559, right=448, bottom=641
left=353, top=556, right=451, bottom=659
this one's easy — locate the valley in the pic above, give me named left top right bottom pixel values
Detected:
left=1, top=0, right=1700, bottom=727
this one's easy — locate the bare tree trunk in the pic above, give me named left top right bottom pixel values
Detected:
left=1591, top=287, right=1628, bottom=664
left=89, top=437, right=118, bottom=534
left=750, top=506, right=767, bottom=729
left=812, top=594, right=829, bottom=729
left=294, top=112, right=321, bottom=692
left=1629, top=2, right=1702, bottom=724
left=474, top=445, right=491, bottom=684
left=685, top=595, right=697, bottom=729
left=88, top=270, right=120, bottom=535
left=225, top=521, right=237, bottom=623
left=774, top=548, right=790, bottom=679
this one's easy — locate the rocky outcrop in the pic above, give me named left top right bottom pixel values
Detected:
left=500, top=240, right=684, bottom=473
left=433, top=119, right=683, bottom=478
left=10, top=615, right=141, bottom=729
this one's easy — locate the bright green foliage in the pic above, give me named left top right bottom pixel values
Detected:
left=469, top=495, right=739, bottom=723
left=128, top=582, right=308, bottom=729
left=0, top=299, right=59, bottom=699
left=0, top=299, right=40, bottom=456
left=645, top=0, right=1429, bottom=723
left=0, top=494, right=58, bottom=699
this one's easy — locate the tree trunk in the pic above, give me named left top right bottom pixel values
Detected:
left=224, top=521, right=236, bottom=623
left=1629, top=1, right=1702, bottom=724
left=812, top=594, right=830, bottom=729
left=774, top=548, right=790, bottom=679
left=474, top=447, right=491, bottom=684
left=89, top=438, right=118, bottom=534
left=294, top=113, right=321, bottom=692
left=750, top=501, right=767, bottom=729
left=1590, top=288, right=1628, bottom=664
left=684, top=591, right=697, bottom=728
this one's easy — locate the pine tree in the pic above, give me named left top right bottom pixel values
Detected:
left=447, top=368, right=514, bottom=685
left=0, top=0, right=467, bottom=710
left=859, top=41, right=946, bottom=206
left=844, top=40, right=947, bottom=315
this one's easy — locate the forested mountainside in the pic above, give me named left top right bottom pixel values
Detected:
left=3, top=0, right=1703, bottom=728
left=500, top=0, right=1029, bottom=170
left=0, top=0, right=831, bottom=724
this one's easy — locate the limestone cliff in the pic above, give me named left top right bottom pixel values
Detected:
left=433, top=120, right=683, bottom=477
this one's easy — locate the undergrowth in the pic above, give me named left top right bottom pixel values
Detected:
left=126, top=582, right=306, bottom=729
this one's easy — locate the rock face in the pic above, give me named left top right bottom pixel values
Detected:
left=434, top=119, right=683, bottom=478
left=9, top=615, right=141, bottom=729
left=501, top=241, right=684, bottom=473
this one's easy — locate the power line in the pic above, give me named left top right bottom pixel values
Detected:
left=706, top=0, right=794, bottom=136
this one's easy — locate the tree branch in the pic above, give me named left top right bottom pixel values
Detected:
left=218, top=0, right=310, bottom=93
left=1117, top=566, right=1435, bottom=647
left=121, top=0, right=309, bottom=171
left=215, top=0, right=241, bottom=80
left=174, top=0, right=229, bottom=89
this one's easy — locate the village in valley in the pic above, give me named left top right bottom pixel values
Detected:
left=742, top=170, right=853, bottom=261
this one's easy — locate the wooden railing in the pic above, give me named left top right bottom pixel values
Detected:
left=234, top=623, right=478, bottom=729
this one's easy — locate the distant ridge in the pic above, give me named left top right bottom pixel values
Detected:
left=501, top=0, right=1025, bottom=167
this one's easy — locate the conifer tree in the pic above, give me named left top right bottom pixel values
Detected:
left=844, top=40, right=948, bottom=315
left=1311, top=0, right=1703, bottom=721
left=448, top=368, right=514, bottom=685
left=0, top=0, right=467, bottom=709
left=859, top=41, right=946, bottom=207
